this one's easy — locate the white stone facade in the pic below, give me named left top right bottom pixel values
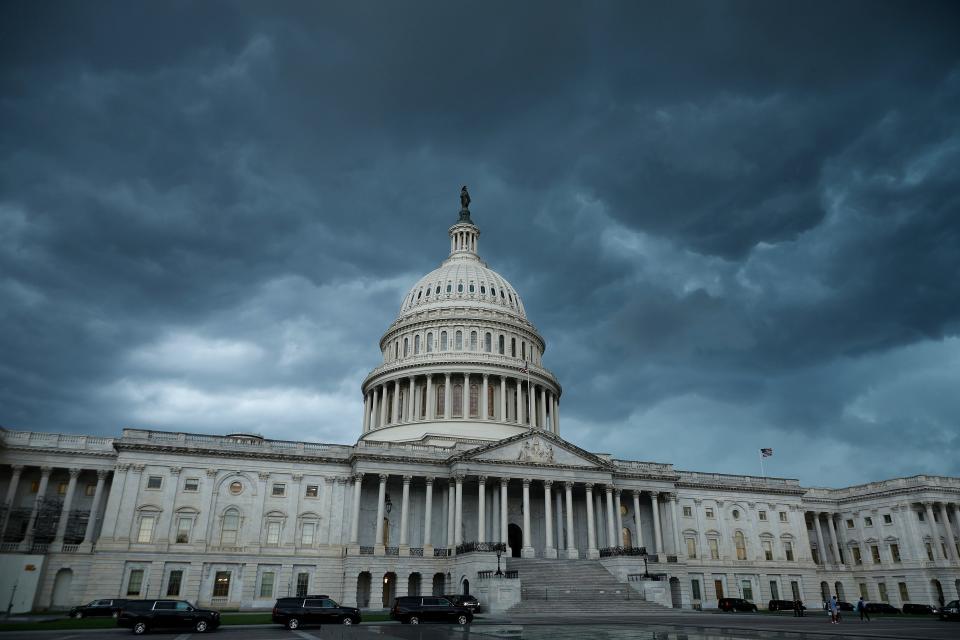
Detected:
left=2, top=196, right=958, bottom=612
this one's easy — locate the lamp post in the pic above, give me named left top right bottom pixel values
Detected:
left=495, top=548, right=503, bottom=576
left=641, top=549, right=650, bottom=579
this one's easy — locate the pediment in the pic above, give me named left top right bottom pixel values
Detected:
left=453, top=431, right=612, bottom=469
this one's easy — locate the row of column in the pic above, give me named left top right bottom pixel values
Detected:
left=808, top=501, right=960, bottom=567
left=0, top=465, right=110, bottom=552
left=362, top=373, right=559, bottom=432
left=346, top=473, right=676, bottom=558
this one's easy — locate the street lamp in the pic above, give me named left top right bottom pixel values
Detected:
left=495, top=549, right=503, bottom=576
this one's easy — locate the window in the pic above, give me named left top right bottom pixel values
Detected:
left=758, top=510, right=767, bottom=521
left=259, top=572, right=275, bottom=598
left=682, top=506, right=692, bottom=517
left=271, top=483, right=286, bottom=497
left=691, top=579, right=701, bottom=601
left=137, top=516, right=156, bottom=543
left=266, top=521, right=281, bottom=545
left=898, top=582, right=909, bottom=602
left=229, top=481, right=243, bottom=495
left=127, top=569, right=144, bottom=595
left=686, top=537, right=697, bottom=558
left=452, top=384, right=463, bottom=417
left=770, top=581, right=779, bottom=600
left=85, top=483, right=96, bottom=496
left=305, top=485, right=319, bottom=498
left=457, top=283, right=463, bottom=293
left=175, top=517, right=192, bottom=544
left=469, top=384, right=479, bottom=417
left=791, top=581, right=801, bottom=600
left=469, top=283, right=474, bottom=293
left=455, top=331, right=463, bottom=350
left=741, top=580, right=753, bottom=601
left=301, top=522, right=316, bottom=545
left=934, top=511, right=940, bottom=523
left=705, top=508, right=715, bottom=519
left=480, top=285, right=486, bottom=294
left=487, top=385, right=495, bottom=418
left=440, top=331, right=447, bottom=350
left=858, top=582, right=868, bottom=599
left=221, top=509, right=240, bottom=545
left=213, top=571, right=231, bottom=598
left=883, top=514, right=892, bottom=524
left=498, top=335, right=504, bottom=354
left=184, top=478, right=199, bottom=492
left=890, top=543, right=900, bottom=562
left=784, top=541, right=794, bottom=561
left=870, top=545, right=881, bottom=563
left=735, top=531, right=747, bottom=560
left=779, top=511, right=788, bottom=522
left=484, top=333, right=491, bottom=352
left=402, top=338, right=408, bottom=357
left=864, top=516, right=873, bottom=527
left=846, top=518, right=854, bottom=528
left=296, top=572, right=310, bottom=597
left=852, top=546, right=862, bottom=565
left=30, top=481, right=39, bottom=493
left=709, top=538, right=720, bottom=560
left=732, top=509, right=740, bottom=520
left=167, top=570, right=183, bottom=596
left=762, top=540, right=773, bottom=561
left=511, top=338, right=516, bottom=357
left=470, top=331, right=477, bottom=350
left=878, top=582, right=888, bottom=602
left=926, top=542, right=934, bottom=561
left=146, top=476, right=162, bottom=489
left=57, top=482, right=68, bottom=495
left=918, top=511, right=925, bottom=522
left=436, top=384, right=445, bottom=415
left=414, top=335, right=420, bottom=354
left=426, top=332, right=433, bottom=353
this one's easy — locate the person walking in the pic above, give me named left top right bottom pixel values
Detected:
left=830, top=595, right=839, bottom=624
left=793, top=598, right=801, bottom=617
left=857, top=596, right=870, bottom=622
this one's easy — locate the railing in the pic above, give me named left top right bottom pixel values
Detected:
left=666, top=555, right=678, bottom=563
left=599, top=546, right=647, bottom=557
left=433, top=548, right=451, bottom=557
left=456, top=542, right=507, bottom=555
left=60, top=544, right=80, bottom=553
left=522, top=586, right=635, bottom=600
left=0, top=542, right=20, bottom=552
left=30, top=543, right=49, bottom=554
left=628, top=573, right=667, bottom=582
left=477, top=570, right=520, bottom=579
left=359, top=546, right=375, bottom=555
left=409, top=547, right=424, bottom=557
left=385, top=546, right=399, bottom=556
left=1, top=430, right=115, bottom=451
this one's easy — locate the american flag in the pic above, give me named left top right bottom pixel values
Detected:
left=519, top=361, right=529, bottom=374
left=760, top=448, right=774, bottom=458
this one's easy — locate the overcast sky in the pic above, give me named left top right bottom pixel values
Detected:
left=2, top=1, right=959, bottom=487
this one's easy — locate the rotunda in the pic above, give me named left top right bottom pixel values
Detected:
left=359, top=189, right=562, bottom=444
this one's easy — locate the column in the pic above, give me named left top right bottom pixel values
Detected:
left=937, top=504, right=957, bottom=562
left=362, top=393, right=370, bottom=431
left=0, top=465, right=24, bottom=539
left=812, top=513, right=827, bottom=565
left=540, top=387, right=547, bottom=429
left=515, top=378, right=523, bottom=424
left=669, top=494, right=682, bottom=557
left=544, top=480, right=556, bottom=558
left=446, top=481, right=455, bottom=549
left=399, top=475, right=411, bottom=550
left=554, top=397, right=560, bottom=432
left=78, top=469, right=109, bottom=551
left=827, top=513, right=843, bottom=565
left=454, top=475, right=463, bottom=546
left=22, top=466, right=51, bottom=549
left=444, top=374, right=452, bottom=419
left=650, top=493, right=663, bottom=555
left=925, top=502, right=943, bottom=560
left=585, top=483, right=598, bottom=559
left=426, top=375, right=434, bottom=420
left=477, top=476, right=487, bottom=543
left=499, top=377, right=507, bottom=422
left=500, top=479, right=509, bottom=550
left=632, top=491, right=644, bottom=549
left=379, top=384, right=388, bottom=426
left=614, top=489, right=624, bottom=546
left=555, top=492, right=565, bottom=550
left=481, top=374, right=489, bottom=420
left=594, top=492, right=606, bottom=548
left=564, top=482, right=578, bottom=558
left=392, top=380, right=401, bottom=422
left=605, top=486, right=616, bottom=548
left=528, top=381, right=535, bottom=428
left=521, top=478, right=533, bottom=557
left=423, top=477, right=434, bottom=551
left=853, top=510, right=873, bottom=565
left=408, top=377, right=416, bottom=422
left=349, top=474, right=363, bottom=545
left=491, top=483, right=500, bottom=543
left=374, top=474, right=388, bottom=552
left=53, top=468, right=81, bottom=547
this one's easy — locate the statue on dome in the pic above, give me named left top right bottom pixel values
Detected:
left=460, top=185, right=471, bottom=211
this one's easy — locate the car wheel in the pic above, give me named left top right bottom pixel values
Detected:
left=195, top=620, right=208, bottom=633
left=73, top=611, right=84, bottom=619
left=457, top=614, right=469, bottom=625
left=408, top=615, right=419, bottom=625
left=341, top=617, right=354, bottom=625
left=287, top=618, right=300, bottom=630
left=132, top=621, right=148, bottom=635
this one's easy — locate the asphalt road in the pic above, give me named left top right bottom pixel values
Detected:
left=1, top=613, right=956, bottom=640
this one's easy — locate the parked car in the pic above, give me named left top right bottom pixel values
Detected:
left=863, top=602, right=901, bottom=614
left=445, top=594, right=481, bottom=613
left=390, top=596, right=473, bottom=624
left=939, top=600, right=960, bottom=621
left=271, top=596, right=361, bottom=629
left=768, top=599, right=805, bottom=612
left=69, top=599, right=128, bottom=619
left=718, top=598, right=757, bottom=612
left=117, top=599, right=220, bottom=634
left=903, top=603, right=939, bottom=615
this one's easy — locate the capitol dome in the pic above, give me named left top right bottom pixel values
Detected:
left=359, top=188, right=561, bottom=445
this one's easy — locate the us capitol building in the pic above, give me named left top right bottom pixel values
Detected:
left=1, top=190, right=958, bottom=614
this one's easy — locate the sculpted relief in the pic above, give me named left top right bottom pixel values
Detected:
left=517, top=438, right=554, bottom=463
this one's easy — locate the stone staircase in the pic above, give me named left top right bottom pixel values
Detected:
left=504, top=557, right=671, bottom=615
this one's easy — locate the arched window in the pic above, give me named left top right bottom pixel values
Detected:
left=426, top=332, right=433, bottom=353
left=440, top=331, right=447, bottom=350
left=414, top=335, right=420, bottom=354
left=425, top=286, right=431, bottom=297
left=403, top=338, right=408, bottom=357
left=511, top=338, right=516, bottom=357
left=491, top=286, right=497, bottom=297
left=469, top=384, right=479, bottom=417
left=420, top=386, right=427, bottom=419
left=470, top=331, right=477, bottom=350
left=394, top=342, right=399, bottom=359
left=487, top=384, right=495, bottom=418
left=735, top=531, right=747, bottom=560
left=452, top=384, right=463, bottom=417
left=221, top=508, right=240, bottom=546
left=436, top=385, right=445, bottom=416
left=455, top=331, right=463, bottom=350
left=521, top=341, right=526, bottom=359
left=480, top=285, right=486, bottom=294
left=498, top=335, right=504, bottom=354
left=469, top=283, right=475, bottom=293
left=446, top=283, right=452, bottom=293
left=484, top=332, right=492, bottom=352
left=457, top=283, right=463, bottom=293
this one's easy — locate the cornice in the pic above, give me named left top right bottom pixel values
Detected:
left=114, top=441, right=352, bottom=467
left=3, top=444, right=118, bottom=461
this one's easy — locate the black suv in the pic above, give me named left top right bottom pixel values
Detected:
left=902, top=603, right=938, bottom=615
left=768, top=599, right=804, bottom=612
left=390, top=596, right=473, bottom=625
left=940, top=600, right=960, bottom=621
left=69, top=599, right=128, bottom=619
left=445, top=594, right=480, bottom=613
left=272, top=596, right=361, bottom=629
left=718, top=598, right=757, bottom=612
left=863, top=602, right=900, bottom=614
left=117, top=599, right=220, bottom=634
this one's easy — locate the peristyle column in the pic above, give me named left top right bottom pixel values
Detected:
left=399, top=475, right=411, bottom=548
left=521, top=478, right=533, bottom=557
left=349, top=474, right=363, bottom=544
left=22, top=466, right=51, bottom=548
left=614, top=489, right=624, bottom=545
left=79, top=469, right=109, bottom=551
left=605, top=486, right=616, bottom=547
left=585, top=483, right=598, bottom=558
left=544, top=480, right=556, bottom=558
left=374, top=474, right=388, bottom=552
left=500, top=478, right=509, bottom=549
left=454, top=475, right=464, bottom=546
left=0, top=465, right=24, bottom=540
left=564, top=482, right=577, bottom=558
left=650, top=493, right=663, bottom=555
left=632, top=491, right=644, bottom=549
left=423, top=477, right=434, bottom=549
left=53, top=468, right=82, bottom=546
left=477, top=476, right=487, bottom=543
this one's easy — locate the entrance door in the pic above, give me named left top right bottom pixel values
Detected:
left=669, top=577, right=682, bottom=608
left=51, top=569, right=73, bottom=608
left=714, top=579, right=724, bottom=600
left=770, top=581, right=779, bottom=600
left=508, top=524, right=522, bottom=557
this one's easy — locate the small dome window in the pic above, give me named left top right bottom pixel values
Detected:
left=417, top=290, right=422, bottom=300
left=446, top=284, right=452, bottom=293
left=500, top=290, right=505, bottom=298
left=491, top=286, right=496, bottom=296
left=457, top=283, right=463, bottom=293
left=436, top=286, right=441, bottom=294
left=732, top=509, right=740, bottom=520
left=469, top=284, right=475, bottom=293
left=425, top=287, right=431, bottom=296
left=480, top=285, right=486, bottom=294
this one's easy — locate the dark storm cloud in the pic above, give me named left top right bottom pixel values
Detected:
left=1, top=0, right=959, bottom=485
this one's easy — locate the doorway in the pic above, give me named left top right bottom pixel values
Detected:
left=382, top=572, right=396, bottom=608
left=356, top=572, right=371, bottom=608
left=932, top=579, right=944, bottom=606
left=51, top=568, right=73, bottom=608
left=714, top=579, right=724, bottom=600
left=432, top=573, right=445, bottom=596
left=462, top=578, right=470, bottom=595
left=508, top=523, right=522, bottom=557
left=669, top=577, right=682, bottom=608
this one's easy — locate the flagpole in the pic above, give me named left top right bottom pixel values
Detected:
left=759, top=449, right=766, bottom=478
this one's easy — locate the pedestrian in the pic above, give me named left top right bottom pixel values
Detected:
left=830, top=595, right=839, bottom=624
left=857, top=596, right=870, bottom=622
left=793, top=598, right=800, bottom=617
left=798, top=598, right=805, bottom=617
